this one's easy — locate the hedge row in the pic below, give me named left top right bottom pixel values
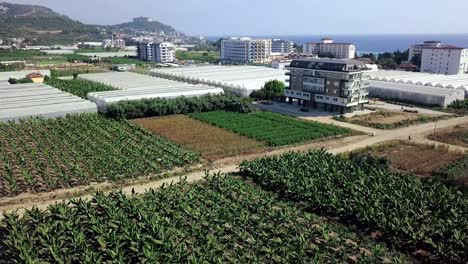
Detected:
left=105, top=95, right=254, bottom=119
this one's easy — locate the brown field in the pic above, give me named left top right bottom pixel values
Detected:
left=132, top=115, right=267, bottom=161
left=341, top=109, right=447, bottom=129
left=361, top=141, right=464, bottom=176
left=428, top=123, right=468, bottom=148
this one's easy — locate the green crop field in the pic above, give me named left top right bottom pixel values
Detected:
left=45, top=77, right=115, bottom=99
left=0, top=175, right=409, bottom=263
left=190, top=111, right=352, bottom=146
left=239, top=150, right=468, bottom=263
left=0, top=114, right=198, bottom=197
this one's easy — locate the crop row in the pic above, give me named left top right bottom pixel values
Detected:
left=0, top=114, right=198, bottom=197
left=45, top=77, right=115, bottom=99
left=0, top=175, right=408, bottom=263
left=239, top=150, right=468, bottom=263
left=190, top=111, right=351, bottom=146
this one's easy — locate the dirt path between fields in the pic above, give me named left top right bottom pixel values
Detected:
left=1, top=116, right=467, bottom=218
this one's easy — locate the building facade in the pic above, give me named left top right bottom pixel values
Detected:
left=302, top=39, right=356, bottom=59
left=221, top=38, right=272, bottom=64
left=285, top=58, right=370, bottom=113
left=408, top=41, right=441, bottom=62
left=421, top=46, right=468, bottom=75
left=137, top=42, right=175, bottom=63
left=271, top=39, right=294, bottom=54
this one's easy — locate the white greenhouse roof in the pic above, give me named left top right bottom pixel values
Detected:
left=79, top=72, right=224, bottom=110
left=0, top=70, right=51, bottom=82
left=368, top=81, right=465, bottom=97
left=0, top=82, right=97, bottom=122
left=152, top=65, right=288, bottom=97
left=77, top=51, right=137, bottom=58
left=367, top=71, right=468, bottom=91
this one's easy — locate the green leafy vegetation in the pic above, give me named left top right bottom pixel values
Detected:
left=250, top=80, right=285, bottom=101
left=105, top=95, right=254, bottom=119
left=447, top=99, right=468, bottom=114
left=0, top=114, right=198, bottom=197
left=7, top=77, right=33, bottom=84
left=0, top=175, right=408, bottom=263
left=100, top=56, right=158, bottom=67
left=0, top=49, right=43, bottom=61
left=45, top=76, right=115, bottom=99
left=175, top=51, right=220, bottom=63
left=239, top=150, right=468, bottom=263
left=358, top=50, right=409, bottom=70
left=433, top=155, right=468, bottom=188
left=190, top=111, right=351, bottom=146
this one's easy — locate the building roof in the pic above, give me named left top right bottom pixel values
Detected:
left=289, top=58, right=368, bottom=72
left=422, top=45, right=465, bottom=50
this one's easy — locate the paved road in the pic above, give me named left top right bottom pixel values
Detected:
left=1, top=114, right=466, bottom=217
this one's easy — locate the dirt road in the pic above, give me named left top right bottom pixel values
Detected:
left=1, top=115, right=466, bottom=218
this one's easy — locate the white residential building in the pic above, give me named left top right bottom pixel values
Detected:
left=408, top=41, right=441, bottom=62
left=421, top=46, right=468, bottom=75
left=302, top=39, right=355, bottom=59
left=221, top=38, right=272, bottom=64
left=138, top=42, right=175, bottom=63
left=113, top=39, right=126, bottom=49
left=272, top=39, right=294, bottom=54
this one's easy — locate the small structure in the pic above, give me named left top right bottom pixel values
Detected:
left=25, top=72, right=45, bottom=83
left=112, top=64, right=136, bottom=72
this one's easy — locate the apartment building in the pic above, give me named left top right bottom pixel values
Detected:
left=420, top=46, right=468, bottom=75
left=408, top=41, right=441, bottom=62
left=285, top=58, right=369, bottom=113
left=302, top=39, right=356, bottom=59
left=137, top=42, right=175, bottom=63
left=221, top=38, right=272, bottom=64
left=272, top=39, right=294, bottom=54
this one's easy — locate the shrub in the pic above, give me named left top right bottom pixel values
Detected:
left=105, top=95, right=254, bottom=119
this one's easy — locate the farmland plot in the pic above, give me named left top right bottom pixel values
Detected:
left=239, top=150, right=468, bottom=263
left=0, top=114, right=198, bottom=198
left=45, top=78, right=115, bottom=99
left=0, top=175, right=409, bottom=263
left=190, top=111, right=351, bottom=146
left=133, top=115, right=266, bottom=160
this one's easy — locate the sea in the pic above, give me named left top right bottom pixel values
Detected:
left=207, top=34, right=468, bottom=55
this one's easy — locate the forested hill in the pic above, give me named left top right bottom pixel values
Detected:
left=0, top=2, right=177, bottom=45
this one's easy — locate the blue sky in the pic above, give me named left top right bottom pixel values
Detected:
left=5, top=0, right=468, bottom=36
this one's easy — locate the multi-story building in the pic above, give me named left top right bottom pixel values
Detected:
left=285, top=58, right=370, bottom=113
left=420, top=46, right=468, bottom=75
left=137, top=42, right=175, bottom=63
left=113, top=39, right=126, bottom=49
left=272, top=39, right=294, bottom=54
left=221, top=37, right=272, bottom=64
left=302, top=39, right=356, bottom=59
left=408, top=41, right=441, bottom=62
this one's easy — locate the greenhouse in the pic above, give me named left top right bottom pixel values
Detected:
left=79, top=72, right=224, bottom=110
left=151, top=65, right=288, bottom=97
left=0, top=70, right=51, bottom=82
left=368, top=80, right=465, bottom=107
left=0, top=82, right=97, bottom=122
left=367, top=71, right=468, bottom=93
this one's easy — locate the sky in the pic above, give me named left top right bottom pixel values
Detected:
left=4, top=0, right=468, bottom=36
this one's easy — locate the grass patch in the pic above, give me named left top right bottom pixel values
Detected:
left=132, top=115, right=266, bottom=161
left=175, top=50, right=220, bottom=63
left=428, top=123, right=468, bottom=148
left=190, top=111, right=352, bottom=146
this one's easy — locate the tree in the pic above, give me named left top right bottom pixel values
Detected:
left=262, top=80, right=285, bottom=101
left=411, top=54, right=422, bottom=68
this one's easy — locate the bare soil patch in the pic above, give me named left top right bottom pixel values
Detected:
left=338, top=109, right=449, bottom=129
left=132, top=115, right=267, bottom=161
left=362, top=141, right=464, bottom=177
left=428, top=123, right=468, bottom=148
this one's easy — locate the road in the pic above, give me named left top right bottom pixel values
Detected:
left=0, top=113, right=466, bottom=218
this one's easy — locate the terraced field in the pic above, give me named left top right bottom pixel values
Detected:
left=0, top=114, right=198, bottom=197
left=190, top=111, right=352, bottom=146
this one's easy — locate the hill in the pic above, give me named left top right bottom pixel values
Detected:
left=0, top=2, right=177, bottom=45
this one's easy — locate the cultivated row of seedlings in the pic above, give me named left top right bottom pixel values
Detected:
left=0, top=175, right=409, bottom=263
left=239, top=150, right=468, bottom=263
left=190, top=111, right=351, bottom=146
left=0, top=114, right=199, bottom=197
left=45, top=77, right=115, bottom=99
